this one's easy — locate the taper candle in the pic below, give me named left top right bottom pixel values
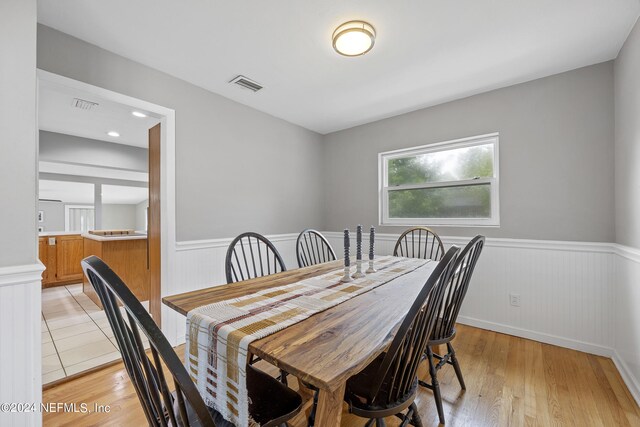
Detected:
left=352, top=225, right=365, bottom=278
left=369, top=226, right=375, bottom=260
left=341, top=228, right=353, bottom=282
left=356, top=225, right=362, bottom=260
left=366, top=226, right=377, bottom=274
left=343, top=229, right=350, bottom=267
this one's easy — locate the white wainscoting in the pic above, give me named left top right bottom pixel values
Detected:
left=612, top=245, right=640, bottom=405
left=167, top=234, right=300, bottom=346
left=324, top=232, right=617, bottom=356
left=0, top=262, right=44, bottom=427
left=169, top=232, right=639, bottom=406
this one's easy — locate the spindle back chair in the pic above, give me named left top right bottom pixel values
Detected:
left=82, top=255, right=216, bottom=427
left=343, top=246, right=460, bottom=425
left=420, top=235, right=485, bottom=424
left=225, top=232, right=286, bottom=284
left=393, top=227, right=445, bottom=261
left=296, top=229, right=336, bottom=268
left=82, top=256, right=303, bottom=427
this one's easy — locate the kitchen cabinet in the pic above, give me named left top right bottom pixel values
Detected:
left=38, top=234, right=84, bottom=288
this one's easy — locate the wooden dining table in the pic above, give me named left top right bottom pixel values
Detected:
left=163, top=258, right=437, bottom=426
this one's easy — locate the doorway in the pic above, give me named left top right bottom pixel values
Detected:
left=37, top=70, right=176, bottom=384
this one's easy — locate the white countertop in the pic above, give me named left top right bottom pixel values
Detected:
left=39, top=231, right=83, bottom=237
left=82, top=232, right=147, bottom=242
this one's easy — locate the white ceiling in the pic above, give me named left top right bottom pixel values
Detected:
left=40, top=180, right=94, bottom=204
left=38, top=1, right=640, bottom=134
left=39, top=79, right=160, bottom=148
left=40, top=180, right=148, bottom=204
left=39, top=161, right=149, bottom=183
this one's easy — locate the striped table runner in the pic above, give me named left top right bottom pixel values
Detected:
left=185, top=255, right=430, bottom=426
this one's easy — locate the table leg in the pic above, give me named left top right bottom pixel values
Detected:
left=315, top=382, right=346, bottom=427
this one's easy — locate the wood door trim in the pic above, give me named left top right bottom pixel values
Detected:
left=149, top=123, right=162, bottom=325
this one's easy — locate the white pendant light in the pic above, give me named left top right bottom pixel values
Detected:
left=332, top=21, right=376, bottom=57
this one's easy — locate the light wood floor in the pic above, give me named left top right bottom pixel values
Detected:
left=43, top=324, right=640, bottom=426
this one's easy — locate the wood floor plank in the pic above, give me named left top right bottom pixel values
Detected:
left=42, top=324, right=640, bottom=426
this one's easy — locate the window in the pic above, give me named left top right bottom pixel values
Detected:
left=379, top=133, right=499, bottom=227
left=65, top=205, right=95, bottom=232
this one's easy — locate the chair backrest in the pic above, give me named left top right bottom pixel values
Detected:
left=393, top=227, right=445, bottom=261
left=296, top=229, right=336, bottom=268
left=430, top=235, right=485, bottom=342
left=225, top=232, right=286, bottom=284
left=82, top=256, right=216, bottom=427
left=367, top=246, right=460, bottom=405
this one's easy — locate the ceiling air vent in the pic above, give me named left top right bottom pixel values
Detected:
left=229, top=75, right=263, bottom=92
left=72, top=98, right=99, bottom=110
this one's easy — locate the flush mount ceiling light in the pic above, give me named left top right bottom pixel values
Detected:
left=107, top=131, right=120, bottom=137
left=131, top=111, right=147, bottom=118
left=332, top=20, right=376, bottom=56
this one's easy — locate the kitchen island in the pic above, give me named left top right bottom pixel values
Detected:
left=82, top=232, right=149, bottom=308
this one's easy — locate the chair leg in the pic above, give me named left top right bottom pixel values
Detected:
left=447, top=343, right=466, bottom=390
left=307, top=390, right=319, bottom=427
left=375, top=418, right=387, bottom=427
left=427, top=347, right=446, bottom=425
left=364, top=420, right=375, bottom=427
left=409, top=402, right=423, bottom=427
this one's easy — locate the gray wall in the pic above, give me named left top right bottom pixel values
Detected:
left=102, top=204, right=137, bottom=230
left=322, top=62, right=615, bottom=242
left=0, top=1, right=37, bottom=267
left=37, top=25, right=325, bottom=241
left=40, top=130, right=148, bottom=172
left=38, top=201, right=65, bottom=231
left=615, top=18, right=640, bottom=248
left=136, top=200, right=148, bottom=231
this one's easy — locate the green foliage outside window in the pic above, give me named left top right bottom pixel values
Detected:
left=387, top=144, right=494, bottom=219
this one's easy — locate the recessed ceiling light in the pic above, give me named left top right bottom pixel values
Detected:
left=132, top=111, right=147, bottom=118
left=107, top=131, right=120, bottom=137
left=332, top=21, right=376, bottom=57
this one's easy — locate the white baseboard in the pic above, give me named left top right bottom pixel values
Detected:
left=612, top=351, right=640, bottom=407
left=457, top=315, right=614, bottom=357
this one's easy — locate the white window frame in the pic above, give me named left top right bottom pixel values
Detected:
left=378, top=133, right=500, bottom=227
left=64, top=205, right=95, bottom=232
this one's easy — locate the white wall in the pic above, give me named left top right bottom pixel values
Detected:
left=613, top=16, right=640, bottom=405
left=0, top=1, right=43, bottom=426
left=38, top=200, right=65, bottom=232
left=135, top=200, right=148, bottom=232
left=102, top=204, right=137, bottom=230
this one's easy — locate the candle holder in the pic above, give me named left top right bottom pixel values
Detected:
left=352, top=225, right=365, bottom=279
left=341, top=228, right=352, bottom=282
left=366, top=226, right=377, bottom=273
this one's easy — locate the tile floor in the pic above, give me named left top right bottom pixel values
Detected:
left=42, top=284, right=149, bottom=384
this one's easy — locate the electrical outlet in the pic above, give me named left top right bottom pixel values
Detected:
left=509, top=293, right=521, bottom=307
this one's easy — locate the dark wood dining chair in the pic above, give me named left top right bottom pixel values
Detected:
left=342, top=245, right=460, bottom=427
left=295, top=229, right=336, bottom=268
left=82, top=255, right=302, bottom=427
left=225, top=232, right=289, bottom=384
left=419, top=235, right=485, bottom=425
left=225, top=232, right=286, bottom=284
left=393, top=227, right=445, bottom=261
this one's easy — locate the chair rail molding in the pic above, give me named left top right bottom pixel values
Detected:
left=0, top=262, right=45, bottom=287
